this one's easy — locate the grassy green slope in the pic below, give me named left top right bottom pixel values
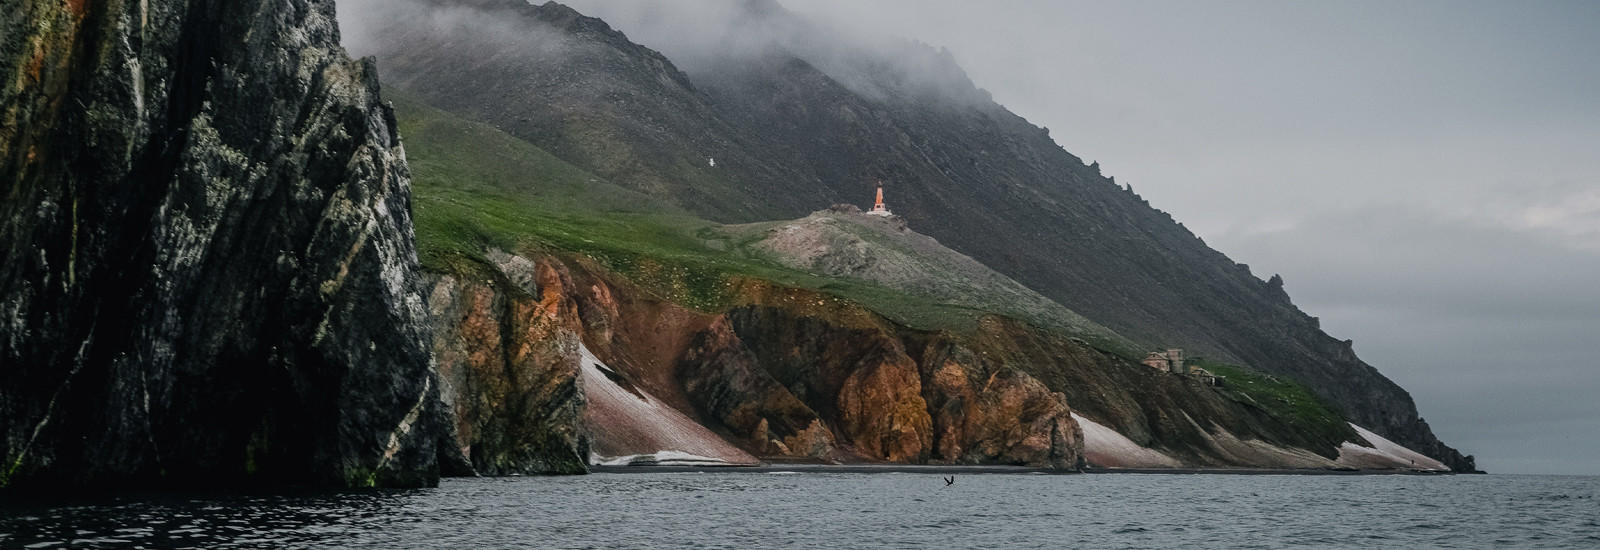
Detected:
left=396, top=89, right=1083, bottom=333
left=393, top=91, right=692, bottom=263
left=1193, top=359, right=1361, bottom=446
left=396, top=90, right=742, bottom=309
left=393, top=89, right=1360, bottom=444
left=396, top=92, right=1162, bottom=365
left=727, top=213, right=1143, bottom=357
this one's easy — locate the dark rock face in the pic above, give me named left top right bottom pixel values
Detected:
left=358, top=0, right=1473, bottom=471
left=678, top=316, right=835, bottom=458
left=1, top=0, right=449, bottom=489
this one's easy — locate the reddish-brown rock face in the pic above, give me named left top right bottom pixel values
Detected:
left=679, top=316, right=836, bottom=458
left=835, top=352, right=933, bottom=462
left=703, top=302, right=1078, bottom=466
left=425, top=250, right=1409, bottom=473
left=427, top=254, right=590, bottom=475
left=428, top=253, right=1091, bottom=471
left=919, top=342, right=1082, bottom=468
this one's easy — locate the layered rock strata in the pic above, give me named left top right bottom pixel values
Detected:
left=425, top=250, right=1088, bottom=470
left=425, top=253, right=589, bottom=475
left=427, top=247, right=1458, bottom=473
left=435, top=248, right=1428, bottom=472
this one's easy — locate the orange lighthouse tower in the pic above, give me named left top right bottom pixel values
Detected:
left=868, top=184, right=891, bottom=216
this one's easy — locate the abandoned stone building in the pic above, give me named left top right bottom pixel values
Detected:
left=1142, top=352, right=1167, bottom=370
left=1189, top=366, right=1222, bottom=387
left=1143, top=348, right=1224, bottom=386
left=1142, top=348, right=1187, bottom=374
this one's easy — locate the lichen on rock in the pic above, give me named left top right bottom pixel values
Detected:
left=425, top=254, right=590, bottom=475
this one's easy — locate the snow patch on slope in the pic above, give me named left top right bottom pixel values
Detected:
left=1336, top=423, right=1449, bottom=471
left=1073, top=413, right=1180, bottom=468
left=1075, top=414, right=1446, bottom=471
left=591, top=451, right=733, bottom=467
left=580, top=343, right=759, bottom=466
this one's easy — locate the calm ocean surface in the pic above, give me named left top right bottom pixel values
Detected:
left=2, top=472, right=1597, bottom=549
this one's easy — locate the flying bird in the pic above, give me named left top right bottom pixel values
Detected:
left=944, top=476, right=955, bottom=486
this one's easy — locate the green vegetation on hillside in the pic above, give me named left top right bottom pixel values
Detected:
left=724, top=212, right=1143, bottom=357
left=394, top=88, right=1361, bottom=448
left=1194, top=359, right=1360, bottom=446
left=391, top=89, right=1135, bottom=348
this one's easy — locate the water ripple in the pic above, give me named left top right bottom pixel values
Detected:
left=1, top=474, right=1596, bottom=548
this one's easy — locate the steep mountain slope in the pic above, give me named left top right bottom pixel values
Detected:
left=353, top=0, right=1473, bottom=470
left=392, top=88, right=1435, bottom=472
left=1, top=0, right=453, bottom=489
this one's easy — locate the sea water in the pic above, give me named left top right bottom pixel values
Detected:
left=3, top=473, right=1597, bottom=548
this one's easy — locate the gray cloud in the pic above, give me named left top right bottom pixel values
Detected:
left=1227, top=207, right=1600, bottom=474
left=1237, top=207, right=1600, bottom=319
left=556, top=0, right=993, bottom=105
left=338, top=0, right=575, bottom=61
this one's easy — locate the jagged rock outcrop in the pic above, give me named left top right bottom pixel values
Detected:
left=678, top=317, right=835, bottom=458
left=918, top=341, right=1083, bottom=469
left=425, top=252, right=589, bottom=475
left=1, top=0, right=450, bottom=489
left=674, top=294, right=1084, bottom=468
left=355, top=0, right=1473, bottom=471
left=716, top=304, right=937, bottom=462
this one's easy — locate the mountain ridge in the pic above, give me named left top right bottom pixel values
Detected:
left=389, top=85, right=1437, bottom=472
left=357, top=0, right=1473, bottom=471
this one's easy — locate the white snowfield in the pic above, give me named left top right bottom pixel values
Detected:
left=579, top=343, right=759, bottom=467
left=591, top=451, right=733, bottom=467
left=1074, top=412, right=1449, bottom=471
left=1073, top=413, right=1182, bottom=468
left=1336, top=423, right=1449, bottom=471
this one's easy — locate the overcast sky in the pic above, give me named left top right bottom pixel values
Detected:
left=741, top=0, right=1598, bottom=475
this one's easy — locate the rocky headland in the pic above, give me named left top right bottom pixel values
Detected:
left=1, top=0, right=1470, bottom=493
left=1, top=0, right=456, bottom=489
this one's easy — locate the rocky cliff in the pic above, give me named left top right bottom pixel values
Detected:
left=425, top=249, right=1085, bottom=469
left=391, top=74, right=1446, bottom=473
left=354, top=0, right=1474, bottom=471
left=1, top=0, right=452, bottom=489
left=425, top=252, right=589, bottom=475
left=424, top=244, right=1406, bottom=471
